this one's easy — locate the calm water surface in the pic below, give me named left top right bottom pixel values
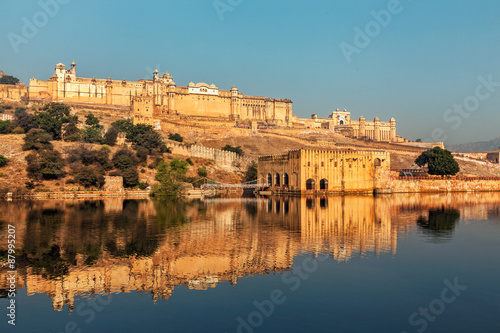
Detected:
left=0, top=193, right=499, bottom=333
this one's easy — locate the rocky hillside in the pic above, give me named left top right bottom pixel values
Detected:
left=0, top=134, right=244, bottom=194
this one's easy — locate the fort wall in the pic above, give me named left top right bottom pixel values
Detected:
left=0, top=84, right=28, bottom=101
left=165, top=140, right=255, bottom=169
left=28, top=62, right=293, bottom=127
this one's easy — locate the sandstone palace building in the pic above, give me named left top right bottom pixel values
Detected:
left=28, top=62, right=293, bottom=127
left=1, top=61, right=404, bottom=142
left=305, top=109, right=399, bottom=142
left=258, top=149, right=390, bottom=194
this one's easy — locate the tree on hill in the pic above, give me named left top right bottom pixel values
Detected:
left=82, top=127, right=103, bottom=144
left=415, top=147, right=460, bottom=176
left=103, top=126, right=119, bottom=146
left=26, top=149, right=66, bottom=180
left=150, top=159, right=189, bottom=198
left=244, top=161, right=258, bottom=182
left=14, top=108, right=35, bottom=132
left=222, top=145, right=244, bottom=156
left=110, top=119, right=134, bottom=134
left=85, top=113, right=101, bottom=128
left=0, top=120, right=12, bottom=134
left=108, top=120, right=167, bottom=154
left=23, top=129, right=53, bottom=151
left=110, top=147, right=140, bottom=188
left=0, top=75, right=20, bottom=85
left=74, top=165, right=105, bottom=188
left=32, top=103, right=77, bottom=140
left=168, top=133, right=183, bottom=142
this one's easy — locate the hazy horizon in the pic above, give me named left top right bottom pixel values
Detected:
left=1, top=0, right=499, bottom=145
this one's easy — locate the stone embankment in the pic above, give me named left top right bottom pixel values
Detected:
left=24, top=191, right=150, bottom=199
left=375, top=171, right=500, bottom=194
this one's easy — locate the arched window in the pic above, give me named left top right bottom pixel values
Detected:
left=306, top=179, right=315, bottom=191
left=267, top=174, right=272, bottom=186
left=374, top=158, right=381, bottom=167
left=320, top=179, right=328, bottom=191
left=275, top=173, right=281, bottom=187
left=283, top=173, right=289, bottom=187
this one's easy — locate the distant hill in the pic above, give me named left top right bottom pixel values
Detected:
left=448, top=137, right=500, bottom=153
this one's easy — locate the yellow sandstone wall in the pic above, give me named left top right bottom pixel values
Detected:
left=258, top=149, right=391, bottom=194
left=0, top=84, right=28, bottom=100
left=29, top=63, right=293, bottom=126
left=388, top=178, right=500, bottom=193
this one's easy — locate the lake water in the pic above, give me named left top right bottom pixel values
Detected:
left=0, top=193, right=499, bottom=333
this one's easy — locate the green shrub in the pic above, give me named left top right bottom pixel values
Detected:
left=221, top=145, right=244, bottom=156
left=415, top=147, right=460, bottom=176
left=197, top=167, right=208, bottom=178
left=186, top=158, right=194, bottom=165
left=23, top=129, right=53, bottom=151
left=0, top=155, right=8, bottom=167
left=11, top=126, right=24, bottom=134
left=168, top=133, right=183, bottom=142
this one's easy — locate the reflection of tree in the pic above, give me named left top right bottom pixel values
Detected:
left=17, top=200, right=188, bottom=279
left=24, top=208, right=65, bottom=256
left=30, top=245, right=69, bottom=279
left=417, top=207, right=460, bottom=242
left=153, top=199, right=189, bottom=227
left=244, top=201, right=258, bottom=217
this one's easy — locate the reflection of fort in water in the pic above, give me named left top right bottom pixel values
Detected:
left=1, top=193, right=499, bottom=311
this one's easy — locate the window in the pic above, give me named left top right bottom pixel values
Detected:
left=321, top=162, right=324, bottom=167
left=308, top=162, right=311, bottom=167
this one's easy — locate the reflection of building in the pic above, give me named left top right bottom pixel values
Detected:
left=258, top=149, right=390, bottom=194
left=260, top=196, right=398, bottom=261
left=2, top=193, right=500, bottom=311
left=28, top=62, right=293, bottom=127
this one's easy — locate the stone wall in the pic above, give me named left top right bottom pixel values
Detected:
left=165, top=140, right=254, bottom=169
left=103, top=176, right=124, bottom=192
left=190, top=145, right=254, bottom=168
left=0, top=84, right=28, bottom=100
left=382, top=175, right=500, bottom=193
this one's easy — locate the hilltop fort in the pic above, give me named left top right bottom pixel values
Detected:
left=0, top=61, right=413, bottom=146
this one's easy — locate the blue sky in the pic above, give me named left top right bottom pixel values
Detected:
left=0, top=0, right=499, bottom=144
